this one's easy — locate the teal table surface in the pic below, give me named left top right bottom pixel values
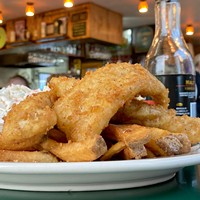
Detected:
left=0, top=165, right=199, bottom=200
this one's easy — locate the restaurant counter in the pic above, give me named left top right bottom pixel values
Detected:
left=0, top=165, right=199, bottom=200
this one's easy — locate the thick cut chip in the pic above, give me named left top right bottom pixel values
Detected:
left=100, top=141, right=126, bottom=161
left=103, top=124, right=151, bottom=159
left=0, top=150, right=58, bottom=162
left=41, top=135, right=107, bottom=162
left=104, top=124, right=191, bottom=159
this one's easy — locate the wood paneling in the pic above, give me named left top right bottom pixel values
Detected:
left=5, top=3, right=122, bottom=45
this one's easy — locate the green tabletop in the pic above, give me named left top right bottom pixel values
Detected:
left=0, top=165, right=199, bottom=200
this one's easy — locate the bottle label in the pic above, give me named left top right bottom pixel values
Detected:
left=157, top=74, right=196, bottom=117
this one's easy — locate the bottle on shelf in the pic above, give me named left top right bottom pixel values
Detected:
left=144, top=0, right=196, bottom=117
left=54, top=19, right=63, bottom=35
left=10, top=30, right=16, bottom=43
left=41, top=21, right=46, bottom=38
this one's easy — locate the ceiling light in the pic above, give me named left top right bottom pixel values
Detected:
left=186, top=24, right=194, bottom=36
left=64, top=0, right=74, bottom=8
left=138, top=0, right=148, bottom=13
left=26, top=2, right=35, bottom=16
left=0, top=11, right=3, bottom=24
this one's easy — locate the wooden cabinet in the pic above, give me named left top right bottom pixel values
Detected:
left=68, top=3, right=123, bottom=45
left=5, top=3, right=123, bottom=46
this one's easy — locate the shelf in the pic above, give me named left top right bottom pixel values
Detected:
left=6, top=41, right=34, bottom=47
left=35, top=35, right=67, bottom=44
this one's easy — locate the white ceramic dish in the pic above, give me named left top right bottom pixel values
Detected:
left=0, top=144, right=199, bottom=192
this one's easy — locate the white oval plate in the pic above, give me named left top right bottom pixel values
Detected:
left=0, top=144, right=199, bottom=192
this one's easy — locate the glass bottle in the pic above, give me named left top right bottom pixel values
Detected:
left=144, top=0, right=196, bottom=117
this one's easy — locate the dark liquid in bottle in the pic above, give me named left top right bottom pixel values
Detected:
left=156, top=74, right=196, bottom=117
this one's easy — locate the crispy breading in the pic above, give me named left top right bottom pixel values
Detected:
left=113, top=98, right=200, bottom=145
left=0, top=134, right=44, bottom=151
left=48, top=76, right=79, bottom=98
left=53, top=63, right=169, bottom=143
left=0, top=91, right=57, bottom=150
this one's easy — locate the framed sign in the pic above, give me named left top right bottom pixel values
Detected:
left=134, top=26, right=154, bottom=53
left=72, top=22, right=86, bottom=37
left=71, top=11, right=87, bottom=37
left=15, top=19, right=26, bottom=41
left=46, top=23, right=54, bottom=36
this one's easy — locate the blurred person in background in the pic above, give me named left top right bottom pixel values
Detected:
left=7, top=74, right=29, bottom=87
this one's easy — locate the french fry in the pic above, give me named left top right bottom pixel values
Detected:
left=0, top=150, right=58, bottom=162
left=47, top=128, right=68, bottom=143
left=41, top=135, right=107, bottom=162
left=145, top=147, right=156, bottom=158
left=145, top=140, right=167, bottom=157
left=122, top=144, right=148, bottom=160
left=100, top=141, right=126, bottom=161
left=104, top=124, right=191, bottom=159
left=103, top=124, right=151, bottom=159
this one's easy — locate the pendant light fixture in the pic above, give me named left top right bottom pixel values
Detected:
left=138, top=0, right=148, bottom=13
left=186, top=24, right=194, bottom=36
left=0, top=11, right=3, bottom=24
left=26, top=2, right=35, bottom=16
left=64, top=0, right=74, bottom=8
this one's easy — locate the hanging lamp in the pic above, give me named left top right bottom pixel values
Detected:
left=0, top=11, right=3, bottom=24
left=64, top=0, right=74, bottom=8
left=138, top=0, right=148, bottom=13
left=26, top=2, right=35, bottom=16
left=186, top=24, right=194, bottom=36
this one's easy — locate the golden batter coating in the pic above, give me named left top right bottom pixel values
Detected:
left=0, top=91, right=57, bottom=150
left=53, top=63, right=169, bottom=143
left=113, top=98, right=200, bottom=145
left=48, top=76, right=79, bottom=98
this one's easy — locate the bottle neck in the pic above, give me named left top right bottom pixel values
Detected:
left=155, top=0, right=181, bottom=36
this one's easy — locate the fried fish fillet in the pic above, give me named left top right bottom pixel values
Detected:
left=53, top=63, right=169, bottom=143
left=0, top=91, right=57, bottom=150
left=41, top=63, right=169, bottom=162
left=0, top=134, right=44, bottom=151
left=48, top=76, right=79, bottom=98
left=113, top=99, right=200, bottom=145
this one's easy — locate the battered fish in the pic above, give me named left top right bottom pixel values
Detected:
left=0, top=91, right=57, bottom=150
left=48, top=76, right=79, bottom=98
left=53, top=63, right=169, bottom=142
left=113, top=99, right=200, bottom=145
